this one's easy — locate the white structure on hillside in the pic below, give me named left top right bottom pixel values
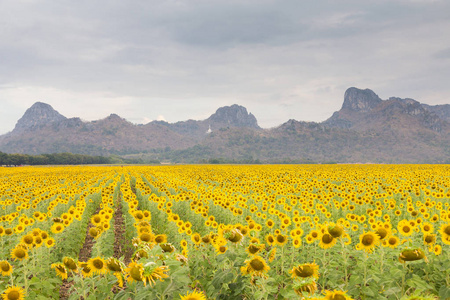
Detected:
left=206, top=125, right=212, bottom=134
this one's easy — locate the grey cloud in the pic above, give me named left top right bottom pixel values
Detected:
left=433, top=48, right=450, bottom=59
left=0, top=0, right=450, bottom=134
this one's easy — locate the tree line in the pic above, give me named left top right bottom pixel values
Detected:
left=0, top=152, right=110, bottom=166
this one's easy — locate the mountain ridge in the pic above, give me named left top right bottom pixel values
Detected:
left=1, top=87, right=449, bottom=163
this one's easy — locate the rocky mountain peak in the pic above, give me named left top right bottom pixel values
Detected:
left=342, top=87, right=383, bottom=112
left=13, top=102, right=67, bottom=133
left=207, top=104, right=260, bottom=129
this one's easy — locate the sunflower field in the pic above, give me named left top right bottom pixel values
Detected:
left=0, top=165, right=449, bottom=300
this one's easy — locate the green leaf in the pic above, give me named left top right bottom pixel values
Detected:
left=439, top=285, right=450, bottom=300
left=406, top=274, right=431, bottom=291
left=383, top=287, right=401, bottom=297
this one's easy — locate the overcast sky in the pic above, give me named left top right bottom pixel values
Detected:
left=1, top=0, right=449, bottom=134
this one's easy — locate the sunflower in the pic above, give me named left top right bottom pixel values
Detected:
left=319, top=233, right=336, bottom=249
left=215, top=245, right=227, bottom=255
left=385, top=236, right=400, bottom=249
left=266, top=219, right=275, bottom=228
left=292, top=238, right=302, bottom=248
left=289, top=262, right=319, bottom=279
left=91, top=214, right=103, bottom=226
left=88, top=227, right=100, bottom=239
left=241, top=255, right=270, bottom=277
left=275, top=234, right=288, bottom=247
left=155, top=234, right=167, bottom=244
left=160, top=243, right=176, bottom=253
left=305, top=234, right=315, bottom=244
left=375, top=226, right=390, bottom=240
left=358, top=231, right=380, bottom=253
left=433, top=245, right=442, bottom=256
left=293, top=277, right=317, bottom=296
left=139, top=232, right=154, bottom=243
left=1, top=285, right=26, bottom=300
left=126, top=262, right=144, bottom=283
left=19, top=235, right=34, bottom=249
left=106, top=257, right=124, bottom=274
left=323, top=289, right=353, bottom=300
left=10, top=247, right=28, bottom=261
left=439, top=223, right=450, bottom=238
left=0, top=261, right=13, bottom=276
left=398, top=222, right=414, bottom=237
left=45, top=238, right=55, bottom=248
left=246, top=244, right=264, bottom=255
left=421, top=222, right=434, bottom=234
left=423, top=234, right=436, bottom=246
left=201, top=234, right=211, bottom=244
left=179, top=290, right=207, bottom=300
left=227, top=229, right=244, bottom=244
left=88, top=257, right=108, bottom=275
left=78, top=262, right=92, bottom=278
left=265, top=234, right=275, bottom=246
left=399, top=248, right=428, bottom=263
left=63, top=257, right=78, bottom=272
left=441, top=234, right=450, bottom=245
left=310, top=230, right=320, bottom=240
left=142, top=264, right=169, bottom=286
left=191, top=233, right=201, bottom=245
left=328, top=223, right=344, bottom=238
left=40, top=231, right=49, bottom=240
left=51, top=263, right=68, bottom=280
left=51, top=223, right=65, bottom=234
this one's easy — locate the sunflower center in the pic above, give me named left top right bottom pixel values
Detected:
left=248, top=245, right=259, bottom=254
left=294, top=266, right=313, bottom=277
left=330, top=295, right=346, bottom=300
left=56, top=266, right=66, bottom=274
left=107, top=261, right=122, bottom=272
left=6, top=291, right=20, bottom=300
left=276, top=235, right=286, bottom=243
left=444, top=226, right=450, bottom=235
left=89, top=228, right=99, bottom=238
left=14, top=249, right=26, bottom=259
left=130, top=267, right=143, bottom=281
left=388, top=238, right=397, bottom=245
left=250, top=259, right=264, bottom=271
left=361, top=234, right=374, bottom=246
left=328, top=225, right=343, bottom=238
left=425, top=235, right=435, bottom=243
left=402, top=226, right=410, bottom=233
left=24, top=236, right=33, bottom=244
left=1, top=262, right=10, bottom=272
left=64, top=259, right=77, bottom=270
left=376, top=228, right=387, bottom=239
left=322, top=234, right=333, bottom=244
left=140, top=233, right=151, bottom=242
left=93, top=259, right=104, bottom=269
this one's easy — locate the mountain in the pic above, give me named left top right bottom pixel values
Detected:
left=154, top=104, right=260, bottom=140
left=0, top=104, right=259, bottom=155
left=1, top=88, right=449, bottom=163
left=13, top=102, right=67, bottom=133
left=324, top=88, right=446, bottom=132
